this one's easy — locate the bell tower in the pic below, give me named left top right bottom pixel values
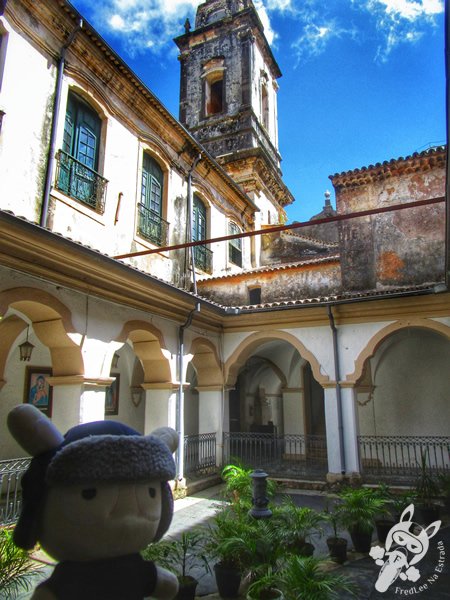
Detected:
left=174, top=0, right=294, bottom=220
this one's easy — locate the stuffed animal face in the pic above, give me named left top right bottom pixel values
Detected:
left=39, top=480, right=163, bottom=561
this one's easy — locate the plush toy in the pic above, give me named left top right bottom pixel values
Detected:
left=7, top=404, right=180, bottom=600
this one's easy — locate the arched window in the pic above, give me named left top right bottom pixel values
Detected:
left=228, top=221, right=242, bottom=267
left=192, top=195, right=212, bottom=273
left=261, top=83, right=269, bottom=130
left=137, top=153, right=167, bottom=245
left=56, top=91, right=107, bottom=213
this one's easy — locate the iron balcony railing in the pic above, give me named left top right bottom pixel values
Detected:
left=223, top=432, right=328, bottom=479
left=55, top=150, right=108, bottom=214
left=184, top=433, right=217, bottom=476
left=193, top=244, right=213, bottom=274
left=0, top=458, right=30, bottom=526
left=359, top=435, right=450, bottom=483
left=137, top=203, right=169, bottom=247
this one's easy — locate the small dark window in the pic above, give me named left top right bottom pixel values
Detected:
left=249, top=287, right=261, bottom=305
left=210, top=79, right=223, bottom=114
left=228, top=222, right=242, bottom=267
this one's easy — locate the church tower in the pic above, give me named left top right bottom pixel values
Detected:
left=174, top=0, right=294, bottom=223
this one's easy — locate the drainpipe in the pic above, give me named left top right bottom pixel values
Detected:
left=40, top=19, right=83, bottom=227
left=327, top=305, right=346, bottom=475
left=186, top=154, right=202, bottom=293
left=176, top=302, right=201, bottom=484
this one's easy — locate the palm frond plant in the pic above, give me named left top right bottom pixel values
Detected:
left=277, top=555, right=357, bottom=600
left=221, top=462, right=277, bottom=510
left=246, top=565, right=284, bottom=600
left=438, top=473, right=450, bottom=513
left=338, top=487, right=388, bottom=553
left=272, top=496, right=323, bottom=556
left=0, top=527, right=43, bottom=599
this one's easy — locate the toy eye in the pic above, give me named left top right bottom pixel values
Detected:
left=81, top=488, right=97, bottom=500
left=148, top=487, right=156, bottom=498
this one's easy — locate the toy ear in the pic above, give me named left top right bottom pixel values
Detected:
left=150, top=427, right=178, bottom=453
left=8, top=404, right=64, bottom=456
left=424, top=520, right=441, bottom=540
left=400, top=503, right=415, bottom=523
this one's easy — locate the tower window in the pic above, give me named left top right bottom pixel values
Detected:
left=261, top=83, right=269, bottom=130
left=206, top=75, right=224, bottom=115
left=202, top=58, right=225, bottom=118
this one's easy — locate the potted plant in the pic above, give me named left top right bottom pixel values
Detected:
left=272, top=496, right=323, bottom=556
left=207, top=508, right=254, bottom=598
left=373, top=484, right=395, bottom=544
left=415, top=450, right=441, bottom=524
left=276, top=555, right=357, bottom=599
left=0, top=527, right=43, bottom=597
left=338, top=487, right=387, bottom=553
left=142, top=530, right=210, bottom=600
left=322, top=500, right=348, bottom=564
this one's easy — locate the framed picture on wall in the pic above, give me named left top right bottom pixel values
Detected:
left=105, top=374, right=120, bottom=416
left=24, top=367, right=53, bottom=417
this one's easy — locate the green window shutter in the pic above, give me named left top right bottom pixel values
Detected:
left=141, top=154, right=163, bottom=215
left=193, top=195, right=206, bottom=242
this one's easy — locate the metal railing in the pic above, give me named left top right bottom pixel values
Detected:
left=55, top=150, right=108, bottom=214
left=184, top=433, right=217, bottom=476
left=0, top=458, right=30, bottom=526
left=193, top=244, right=213, bottom=274
left=137, top=203, right=169, bottom=246
left=359, top=435, right=450, bottom=483
left=223, top=432, right=328, bottom=479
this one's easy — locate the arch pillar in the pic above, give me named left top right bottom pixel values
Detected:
left=197, top=385, right=223, bottom=468
left=281, top=387, right=304, bottom=436
left=323, top=382, right=360, bottom=481
left=142, top=383, right=177, bottom=434
left=47, top=375, right=114, bottom=433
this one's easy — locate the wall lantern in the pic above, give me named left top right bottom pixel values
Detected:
left=111, top=352, right=120, bottom=369
left=19, top=327, right=35, bottom=362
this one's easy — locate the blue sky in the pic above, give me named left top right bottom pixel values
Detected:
left=69, top=0, right=446, bottom=223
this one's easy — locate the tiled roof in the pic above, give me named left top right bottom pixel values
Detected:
left=198, top=254, right=340, bottom=283
left=207, top=283, right=440, bottom=312
left=330, top=146, right=446, bottom=189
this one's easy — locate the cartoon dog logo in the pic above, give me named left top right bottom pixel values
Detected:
left=370, top=504, right=441, bottom=593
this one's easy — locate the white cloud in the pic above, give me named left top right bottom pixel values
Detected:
left=74, top=0, right=443, bottom=63
left=363, top=0, right=444, bottom=61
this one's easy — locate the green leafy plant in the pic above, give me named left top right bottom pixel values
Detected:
left=142, top=529, right=210, bottom=585
left=338, top=487, right=388, bottom=534
left=278, top=555, right=357, bottom=600
left=246, top=565, right=284, bottom=600
left=0, top=527, right=42, bottom=598
left=272, top=496, right=323, bottom=555
left=389, top=489, right=417, bottom=518
left=221, top=462, right=277, bottom=509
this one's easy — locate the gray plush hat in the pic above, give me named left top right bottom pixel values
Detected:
left=7, top=406, right=178, bottom=549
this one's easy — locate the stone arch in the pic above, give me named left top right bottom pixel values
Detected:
left=224, top=330, right=328, bottom=387
left=117, top=320, right=172, bottom=385
left=189, top=337, right=223, bottom=388
left=0, top=287, right=83, bottom=378
left=347, top=318, right=450, bottom=384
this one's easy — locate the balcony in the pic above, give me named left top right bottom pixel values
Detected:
left=194, top=244, right=213, bottom=274
left=55, top=150, right=108, bottom=214
left=137, top=203, right=169, bottom=246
